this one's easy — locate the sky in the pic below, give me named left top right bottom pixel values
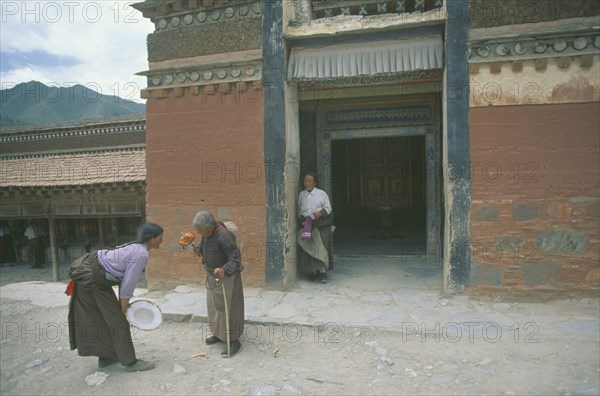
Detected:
left=0, top=0, right=155, bottom=103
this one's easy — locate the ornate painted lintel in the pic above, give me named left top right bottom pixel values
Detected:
left=291, top=69, right=443, bottom=90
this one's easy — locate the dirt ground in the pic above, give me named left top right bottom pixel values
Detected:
left=1, top=264, right=599, bottom=395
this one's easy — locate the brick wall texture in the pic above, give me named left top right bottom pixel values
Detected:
left=144, top=90, right=266, bottom=289
left=469, top=102, right=600, bottom=295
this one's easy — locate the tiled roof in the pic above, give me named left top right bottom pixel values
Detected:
left=0, top=150, right=146, bottom=187
left=0, top=114, right=145, bottom=134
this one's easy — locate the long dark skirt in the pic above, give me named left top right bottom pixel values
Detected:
left=206, top=271, right=244, bottom=342
left=0, top=235, right=16, bottom=264
left=68, top=252, right=136, bottom=365
left=27, top=238, right=45, bottom=267
left=298, top=224, right=333, bottom=274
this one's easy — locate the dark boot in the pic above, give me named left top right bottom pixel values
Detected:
left=221, top=340, right=241, bottom=358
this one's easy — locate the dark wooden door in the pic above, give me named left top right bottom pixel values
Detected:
left=348, top=137, right=413, bottom=208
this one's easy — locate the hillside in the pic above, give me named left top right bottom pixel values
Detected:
left=0, top=81, right=145, bottom=127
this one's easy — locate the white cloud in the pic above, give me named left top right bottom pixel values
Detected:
left=0, top=0, right=154, bottom=102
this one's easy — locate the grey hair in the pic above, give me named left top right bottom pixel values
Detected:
left=193, top=211, right=217, bottom=231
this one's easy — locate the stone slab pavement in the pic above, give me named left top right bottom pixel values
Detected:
left=1, top=256, right=599, bottom=343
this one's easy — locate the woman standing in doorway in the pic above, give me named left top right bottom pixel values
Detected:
left=297, top=171, right=334, bottom=282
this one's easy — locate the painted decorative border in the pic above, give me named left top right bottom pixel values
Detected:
left=310, top=0, right=443, bottom=19
left=317, top=95, right=439, bottom=132
left=292, top=69, right=442, bottom=89
left=469, top=33, right=600, bottom=63
left=141, top=60, right=262, bottom=89
left=153, top=2, right=261, bottom=32
left=140, top=79, right=262, bottom=100
left=321, top=105, right=433, bottom=129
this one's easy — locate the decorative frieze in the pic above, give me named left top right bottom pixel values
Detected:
left=310, top=0, right=442, bottom=20
left=139, top=54, right=262, bottom=99
left=139, top=59, right=262, bottom=91
left=469, top=56, right=600, bottom=107
left=132, top=0, right=255, bottom=19
left=153, top=2, right=261, bottom=32
left=320, top=104, right=433, bottom=129
left=141, top=80, right=262, bottom=100
left=469, top=34, right=600, bottom=64
left=293, top=69, right=443, bottom=90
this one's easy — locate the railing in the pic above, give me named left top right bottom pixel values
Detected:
left=311, top=0, right=443, bottom=20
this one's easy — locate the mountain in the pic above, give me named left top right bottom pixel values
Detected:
left=0, top=81, right=145, bottom=127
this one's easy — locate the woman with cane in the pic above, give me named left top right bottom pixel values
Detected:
left=192, top=211, right=244, bottom=357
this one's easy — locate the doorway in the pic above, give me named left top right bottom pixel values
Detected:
left=331, top=136, right=426, bottom=258
left=297, top=96, right=444, bottom=291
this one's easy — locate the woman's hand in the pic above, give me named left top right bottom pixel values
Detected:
left=214, top=268, right=225, bottom=279
left=313, top=211, right=322, bottom=219
left=120, top=298, right=131, bottom=315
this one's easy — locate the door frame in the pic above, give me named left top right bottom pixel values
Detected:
left=317, top=125, right=442, bottom=263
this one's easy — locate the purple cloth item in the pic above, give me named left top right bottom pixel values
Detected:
left=301, top=213, right=315, bottom=240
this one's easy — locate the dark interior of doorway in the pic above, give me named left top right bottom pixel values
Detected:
left=331, top=135, right=426, bottom=258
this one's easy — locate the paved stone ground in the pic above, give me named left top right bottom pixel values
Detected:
left=1, top=259, right=599, bottom=395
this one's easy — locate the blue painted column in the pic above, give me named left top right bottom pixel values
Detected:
left=445, top=0, right=471, bottom=289
left=425, top=126, right=439, bottom=261
left=262, top=0, right=286, bottom=285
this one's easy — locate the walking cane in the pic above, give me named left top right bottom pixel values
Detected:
left=216, top=277, right=231, bottom=358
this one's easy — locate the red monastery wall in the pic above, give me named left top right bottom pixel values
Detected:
left=144, top=89, right=266, bottom=289
left=468, top=102, right=600, bottom=297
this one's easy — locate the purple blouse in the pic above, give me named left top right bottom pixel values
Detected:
left=97, top=243, right=148, bottom=299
